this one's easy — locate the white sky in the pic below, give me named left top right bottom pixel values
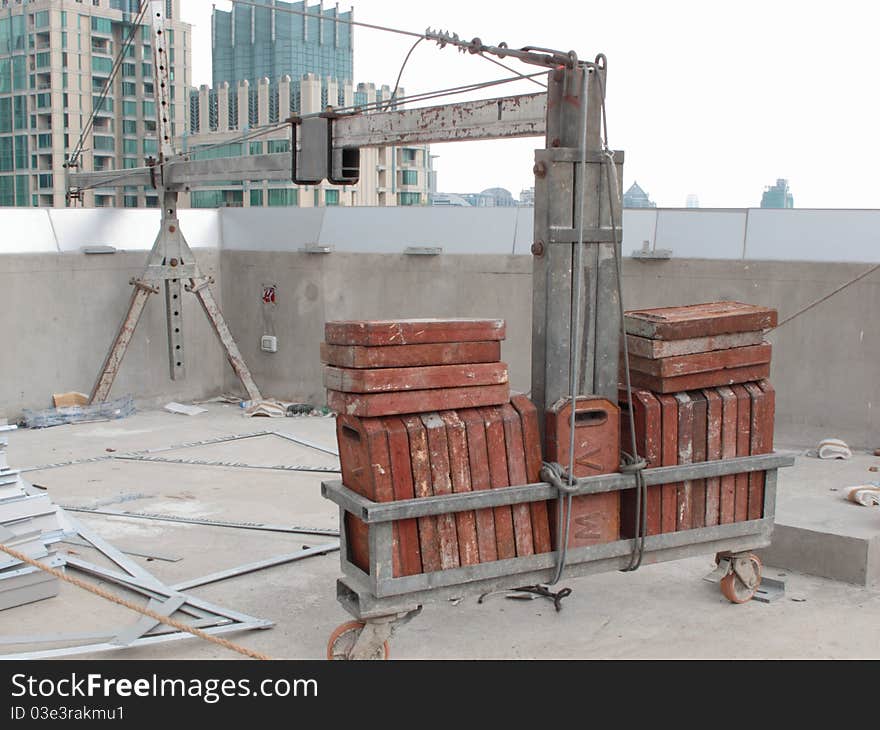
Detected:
left=181, top=0, right=880, bottom=208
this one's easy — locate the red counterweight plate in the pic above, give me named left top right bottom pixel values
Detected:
left=500, top=403, right=535, bottom=557
left=674, top=392, right=694, bottom=531
left=510, top=394, right=553, bottom=554
left=383, top=417, right=423, bottom=577
left=689, top=390, right=708, bottom=530
left=320, top=340, right=502, bottom=369
left=657, top=394, right=679, bottom=534
left=439, top=411, right=480, bottom=567
left=421, top=413, right=461, bottom=570
left=402, top=416, right=442, bottom=573
left=459, top=408, right=499, bottom=563
left=731, top=384, right=751, bottom=523
left=702, top=388, right=722, bottom=526
left=717, top=386, right=738, bottom=524
left=480, top=406, right=517, bottom=560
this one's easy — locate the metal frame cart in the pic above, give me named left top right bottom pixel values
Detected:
left=320, top=37, right=794, bottom=658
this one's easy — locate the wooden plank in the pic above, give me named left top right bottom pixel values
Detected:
left=320, top=340, right=501, bottom=369
left=327, top=383, right=510, bottom=418
left=545, top=397, right=620, bottom=548
left=626, top=342, right=771, bottom=377
left=732, top=385, right=752, bottom=523
left=657, top=394, right=679, bottom=534
left=459, top=408, right=499, bottom=563
left=402, top=416, right=442, bottom=572
left=743, top=383, right=767, bottom=521
left=382, top=417, right=423, bottom=576
left=703, top=388, right=722, bottom=526
left=624, top=331, right=765, bottom=359
left=420, top=413, right=461, bottom=570
left=510, top=394, right=552, bottom=554
left=480, top=406, right=518, bottom=560
left=689, top=390, right=708, bottom=529
left=439, top=411, right=480, bottom=567
left=624, top=301, right=777, bottom=340
left=718, top=386, right=738, bottom=524
left=626, top=363, right=771, bottom=394
left=500, top=403, right=535, bottom=557
left=323, top=362, right=509, bottom=393
left=325, top=318, right=506, bottom=346
left=674, top=392, right=694, bottom=531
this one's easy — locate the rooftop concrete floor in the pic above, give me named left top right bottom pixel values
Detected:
left=2, top=406, right=879, bottom=660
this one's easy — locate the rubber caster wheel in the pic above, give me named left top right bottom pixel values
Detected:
left=720, top=553, right=762, bottom=604
left=326, top=621, right=390, bottom=660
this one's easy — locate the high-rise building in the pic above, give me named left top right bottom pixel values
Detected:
left=0, top=0, right=192, bottom=208
left=211, top=1, right=353, bottom=89
left=184, top=75, right=430, bottom=208
left=623, top=181, right=656, bottom=208
left=760, top=178, right=793, bottom=209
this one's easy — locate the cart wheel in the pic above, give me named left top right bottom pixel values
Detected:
left=720, top=553, right=762, bottom=604
left=326, top=621, right=390, bottom=660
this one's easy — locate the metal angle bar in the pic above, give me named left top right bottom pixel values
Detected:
left=64, top=556, right=275, bottom=626
left=163, top=153, right=291, bottom=186
left=333, top=92, right=547, bottom=147
left=271, top=430, right=340, bottom=457
left=0, top=621, right=269, bottom=661
left=67, top=167, right=152, bottom=189
left=112, top=595, right=186, bottom=646
left=171, top=542, right=340, bottom=592
left=0, top=617, right=229, bottom=647
left=113, top=454, right=340, bottom=473
left=61, top=506, right=340, bottom=537
left=323, top=455, right=793, bottom=522
left=60, top=538, right=182, bottom=563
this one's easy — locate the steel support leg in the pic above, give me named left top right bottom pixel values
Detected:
left=192, top=282, right=262, bottom=401
left=90, top=284, right=154, bottom=404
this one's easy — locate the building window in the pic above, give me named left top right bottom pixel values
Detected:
left=401, top=169, right=418, bottom=186
left=38, top=173, right=53, bottom=189
left=93, top=96, right=113, bottom=112
left=325, top=189, right=339, bottom=206
left=122, top=100, right=136, bottom=117
left=124, top=195, right=139, bottom=208
left=123, top=120, right=137, bottom=134
left=91, top=17, right=112, bottom=35
left=398, top=192, right=422, bottom=206
left=267, top=139, right=289, bottom=154
left=35, top=52, right=51, bottom=69
left=123, top=139, right=137, bottom=154
left=122, top=63, right=136, bottom=78
left=122, top=82, right=136, bottom=97
left=92, top=57, right=113, bottom=74
left=93, top=135, right=115, bottom=151
left=142, top=101, right=155, bottom=117
left=143, top=139, right=158, bottom=154
left=0, top=176, right=13, bottom=206
left=267, top=188, right=297, bottom=206
left=0, top=99, right=11, bottom=134
left=249, top=141, right=263, bottom=155
left=0, top=138, right=12, bottom=172
left=249, top=189, right=263, bottom=206
left=123, top=157, right=138, bottom=168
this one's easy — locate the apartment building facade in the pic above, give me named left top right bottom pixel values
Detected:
left=0, top=0, right=191, bottom=208
left=184, top=73, right=431, bottom=208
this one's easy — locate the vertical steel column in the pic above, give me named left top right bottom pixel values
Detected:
left=161, top=191, right=186, bottom=381
left=531, top=60, right=623, bottom=445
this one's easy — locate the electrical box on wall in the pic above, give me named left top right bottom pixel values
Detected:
left=260, top=335, right=278, bottom=353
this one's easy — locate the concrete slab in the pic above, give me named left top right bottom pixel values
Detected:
left=0, top=408, right=878, bottom=659
left=757, top=450, right=880, bottom=588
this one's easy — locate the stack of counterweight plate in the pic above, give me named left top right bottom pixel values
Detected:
left=618, top=301, right=778, bottom=537
left=0, top=428, right=64, bottom=610
left=323, top=319, right=552, bottom=576
left=623, top=301, right=776, bottom=393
